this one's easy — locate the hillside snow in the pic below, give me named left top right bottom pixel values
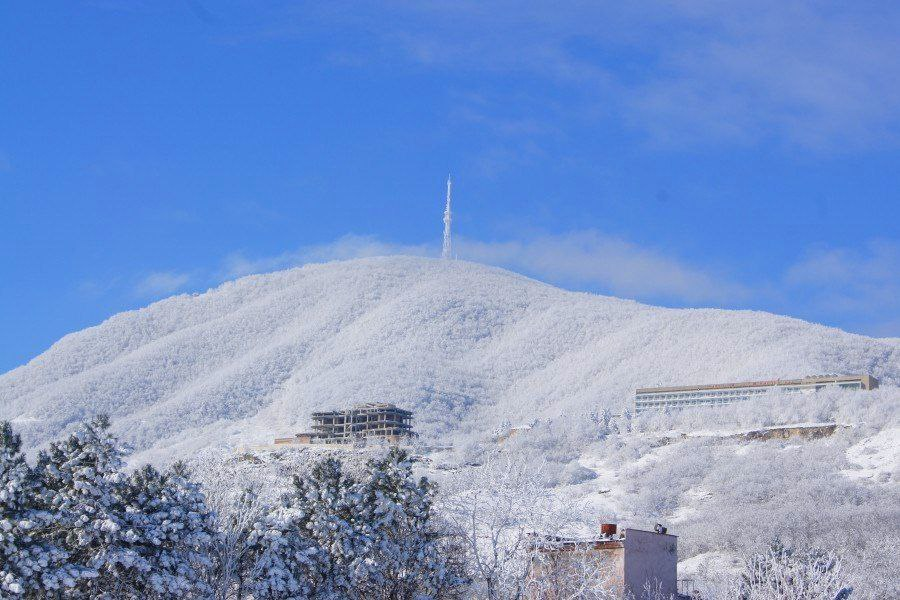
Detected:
left=1, top=256, right=898, bottom=463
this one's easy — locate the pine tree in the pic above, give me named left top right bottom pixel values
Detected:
left=247, top=498, right=329, bottom=600
left=0, top=421, right=78, bottom=597
left=354, top=448, right=466, bottom=600
left=36, top=415, right=145, bottom=598
left=165, top=461, right=216, bottom=592
left=292, top=457, right=363, bottom=598
left=289, top=450, right=467, bottom=600
left=114, top=462, right=215, bottom=598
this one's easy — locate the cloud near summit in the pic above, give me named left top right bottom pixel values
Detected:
left=222, top=231, right=745, bottom=306
left=134, top=271, right=192, bottom=298
left=219, top=233, right=900, bottom=338
left=456, top=232, right=745, bottom=305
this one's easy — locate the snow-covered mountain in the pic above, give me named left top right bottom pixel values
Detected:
left=2, top=256, right=898, bottom=462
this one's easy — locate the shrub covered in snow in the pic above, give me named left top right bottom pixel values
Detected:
left=697, top=543, right=854, bottom=600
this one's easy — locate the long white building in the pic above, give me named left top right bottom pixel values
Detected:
left=634, top=374, right=878, bottom=413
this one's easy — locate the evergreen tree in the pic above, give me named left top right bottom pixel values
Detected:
left=114, top=462, right=215, bottom=598
left=36, top=417, right=219, bottom=599
left=0, top=421, right=78, bottom=597
left=354, top=448, right=466, bottom=600
left=247, top=499, right=329, bottom=600
left=290, top=450, right=467, bottom=600
left=36, top=415, right=145, bottom=598
left=166, top=461, right=217, bottom=591
left=5, top=416, right=466, bottom=598
left=292, top=457, right=363, bottom=598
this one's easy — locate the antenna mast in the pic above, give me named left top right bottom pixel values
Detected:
left=442, top=175, right=453, bottom=260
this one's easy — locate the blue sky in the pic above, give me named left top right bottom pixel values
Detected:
left=2, top=2, right=900, bottom=372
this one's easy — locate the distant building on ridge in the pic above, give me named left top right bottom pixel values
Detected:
left=634, top=374, right=878, bottom=414
left=275, top=402, right=415, bottom=446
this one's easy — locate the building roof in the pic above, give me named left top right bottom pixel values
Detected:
left=529, top=527, right=676, bottom=552
left=636, top=374, right=876, bottom=395
left=533, top=539, right=625, bottom=552
left=311, top=402, right=413, bottom=417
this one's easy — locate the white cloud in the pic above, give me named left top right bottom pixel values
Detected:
left=221, top=231, right=745, bottom=306
left=623, top=3, right=900, bottom=149
left=120, top=233, right=900, bottom=337
left=785, top=241, right=900, bottom=336
left=221, top=234, right=434, bottom=279
left=456, top=231, right=746, bottom=304
left=259, top=1, right=900, bottom=150
left=134, top=271, right=192, bottom=298
left=75, top=279, right=119, bottom=300
left=787, top=242, right=900, bottom=286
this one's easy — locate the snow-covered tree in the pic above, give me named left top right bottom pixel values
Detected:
left=206, top=486, right=267, bottom=599
left=286, top=450, right=468, bottom=600
left=246, top=499, right=329, bottom=600
left=0, top=421, right=78, bottom=597
left=735, top=544, right=852, bottom=600
left=200, top=455, right=355, bottom=599
left=35, top=415, right=137, bottom=597
left=438, top=453, right=578, bottom=600
left=292, top=457, right=364, bottom=598
left=34, top=415, right=218, bottom=599
left=352, top=448, right=467, bottom=599
left=700, top=544, right=853, bottom=600
left=113, top=462, right=215, bottom=598
left=166, top=461, right=217, bottom=584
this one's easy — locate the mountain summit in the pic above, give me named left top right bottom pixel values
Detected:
left=2, top=256, right=897, bottom=462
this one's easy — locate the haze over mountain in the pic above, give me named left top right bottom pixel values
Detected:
left=1, top=256, right=898, bottom=463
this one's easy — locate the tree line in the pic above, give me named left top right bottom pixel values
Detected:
left=0, top=417, right=466, bottom=599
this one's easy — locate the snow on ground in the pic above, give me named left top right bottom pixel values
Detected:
left=0, top=255, right=897, bottom=599
left=678, top=551, right=743, bottom=580
left=669, top=485, right=712, bottom=523
left=843, top=427, right=900, bottom=482
left=570, top=453, right=627, bottom=519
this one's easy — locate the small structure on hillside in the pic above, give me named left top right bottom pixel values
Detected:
left=275, top=403, right=415, bottom=446
left=525, top=523, right=683, bottom=600
left=635, top=374, right=878, bottom=414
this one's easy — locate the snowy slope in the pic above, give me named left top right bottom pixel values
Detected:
left=1, top=256, right=898, bottom=462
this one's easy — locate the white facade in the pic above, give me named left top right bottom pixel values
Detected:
left=634, top=375, right=877, bottom=413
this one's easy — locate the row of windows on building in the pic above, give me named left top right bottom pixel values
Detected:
left=634, top=376, right=872, bottom=413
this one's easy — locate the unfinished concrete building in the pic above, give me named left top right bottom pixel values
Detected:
left=525, top=524, right=683, bottom=600
left=275, top=403, right=414, bottom=446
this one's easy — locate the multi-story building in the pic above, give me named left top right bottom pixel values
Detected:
left=275, top=402, right=414, bottom=446
left=634, top=374, right=878, bottom=414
